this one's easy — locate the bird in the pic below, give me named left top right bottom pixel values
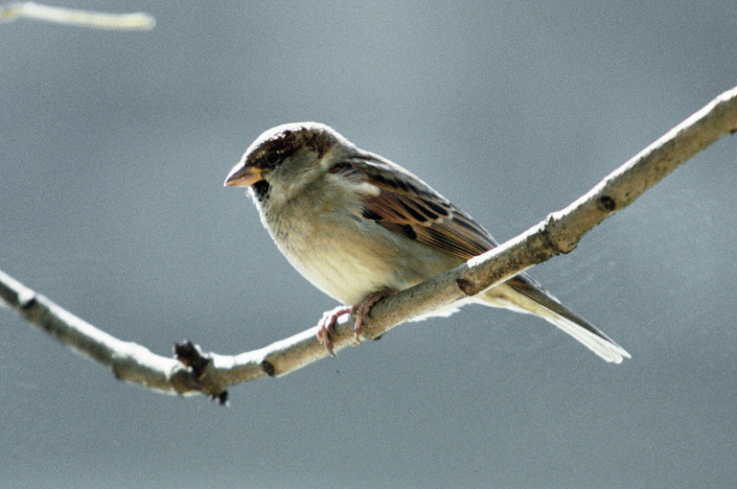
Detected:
left=224, top=122, right=630, bottom=363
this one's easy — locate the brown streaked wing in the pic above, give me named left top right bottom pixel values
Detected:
left=339, top=157, right=498, bottom=260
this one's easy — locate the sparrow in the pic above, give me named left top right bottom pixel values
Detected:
left=224, top=122, right=630, bottom=363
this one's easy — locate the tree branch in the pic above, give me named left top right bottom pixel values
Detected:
left=3, top=86, right=736, bottom=402
left=0, top=2, right=155, bottom=30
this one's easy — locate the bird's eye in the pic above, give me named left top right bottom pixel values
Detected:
left=266, top=151, right=281, bottom=165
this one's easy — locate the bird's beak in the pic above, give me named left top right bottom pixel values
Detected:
left=224, top=162, right=263, bottom=187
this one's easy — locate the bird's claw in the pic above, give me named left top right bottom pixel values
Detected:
left=316, top=305, right=353, bottom=356
left=316, top=290, right=396, bottom=355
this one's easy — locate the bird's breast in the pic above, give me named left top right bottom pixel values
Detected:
left=260, top=189, right=456, bottom=305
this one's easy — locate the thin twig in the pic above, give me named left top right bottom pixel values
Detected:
left=0, top=2, right=155, bottom=30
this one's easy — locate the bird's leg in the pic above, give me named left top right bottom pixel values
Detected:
left=352, top=289, right=396, bottom=341
left=316, top=289, right=397, bottom=356
left=316, top=305, right=353, bottom=357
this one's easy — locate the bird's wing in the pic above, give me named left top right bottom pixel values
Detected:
left=332, top=155, right=496, bottom=260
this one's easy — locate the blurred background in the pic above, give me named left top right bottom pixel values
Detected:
left=2, top=1, right=736, bottom=487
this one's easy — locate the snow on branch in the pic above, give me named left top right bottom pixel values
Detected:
left=2, top=86, right=736, bottom=403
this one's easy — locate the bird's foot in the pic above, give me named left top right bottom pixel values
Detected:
left=316, top=305, right=353, bottom=357
left=316, top=289, right=397, bottom=356
left=352, top=289, right=396, bottom=341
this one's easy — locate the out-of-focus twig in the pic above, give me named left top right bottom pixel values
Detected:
left=0, top=2, right=155, bottom=30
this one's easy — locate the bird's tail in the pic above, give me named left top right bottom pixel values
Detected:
left=478, top=274, right=631, bottom=364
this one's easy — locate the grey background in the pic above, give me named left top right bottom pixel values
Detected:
left=2, top=1, right=736, bottom=488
